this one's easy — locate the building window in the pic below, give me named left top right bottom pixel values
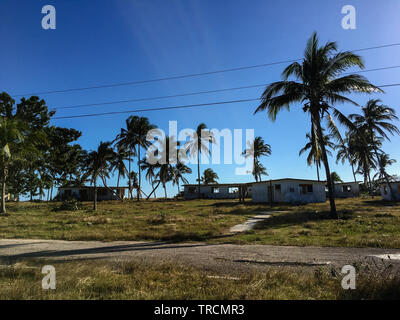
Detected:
left=229, top=187, right=238, bottom=194
left=275, top=184, right=281, bottom=191
left=299, top=184, right=313, bottom=194
left=383, top=186, right=387, bottom=195
left=342, top=185, right=351, bottom=192
left=211, top=187, right=220, bottom=194
left=188, top=187, right=196, bottom=194
left=289, top=187, right=295, bottom=193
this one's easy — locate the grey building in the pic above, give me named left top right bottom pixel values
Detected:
left=380, top=182, right=400, bottom=201
left=252, top=178, right=326, bottom=204
left=333, top=182, right=361, bottom=198
left=183, top=183, right=252, bottom=200
left=58, top=186, right=128, bottom=201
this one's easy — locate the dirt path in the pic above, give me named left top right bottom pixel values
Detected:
left=1, top=239, right=400, bottom=274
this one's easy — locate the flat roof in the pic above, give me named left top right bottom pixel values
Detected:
left=334, top=181, right=362, bottom=184
left=183, top=183, right=252, bottom=187
left=252, top=178, right=327, bottom=184
left=60, top=186, right=129, bottom=189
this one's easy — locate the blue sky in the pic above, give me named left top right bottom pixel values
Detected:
left=1, top=0, right=400, bottom=198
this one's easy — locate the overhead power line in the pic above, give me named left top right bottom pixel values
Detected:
left=13, top=42, right=400, bottom=97
left=52, top=82, right=400, bottom=120
left=54, top=65, right=400, bottom=110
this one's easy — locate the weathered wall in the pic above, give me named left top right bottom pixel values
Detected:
left=252, top=180, right=326, bottom=204
left=333, top=182, right=360, bottom=198
left=183, top=185, right=242, bottom=200
left=380, top=183, right=400, bottom=201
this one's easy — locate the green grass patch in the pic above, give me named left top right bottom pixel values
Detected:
left=0, top=259, right=399, bottom=300
left=1, top=198, right=400, bottom=248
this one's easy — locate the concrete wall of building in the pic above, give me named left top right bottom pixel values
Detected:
left=333, top=182, right=360, bottom=198
left=380, top=183, right=400, bottom=201
left=252, top=180, right=326, bottom=203
left=59, top=188, right=125, bottom=201
left=183, top=185, right=248, bottom=200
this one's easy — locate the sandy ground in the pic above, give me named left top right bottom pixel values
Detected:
left=1, top=239, right=400, bottom=274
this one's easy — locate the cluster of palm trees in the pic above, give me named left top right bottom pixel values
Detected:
left=255, top=32, right=399, bottom=218
left=84, top=118, right=232, bottom=209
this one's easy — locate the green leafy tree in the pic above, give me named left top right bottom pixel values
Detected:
left=350, top=99, right=399, bottom=198
left=201, top=168, right=219, bottom=184
left=84, top=142, right=114, bottom=210
left=185, top=123, right=215, bottom=199
left=299, top=127, right=334, bottom=181
left=243, top=136, right=271, bottom=182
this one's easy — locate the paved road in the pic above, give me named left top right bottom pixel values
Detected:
left=1, top=239, right=399, bottom=274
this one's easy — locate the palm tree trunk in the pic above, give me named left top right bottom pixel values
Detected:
left=368, top=171, right=374, bottom=198
left=137, top=146, right=141, bottom=201
left=197, top=149, right=201, bottom=199
left=93, top=177, right=97, bottom=211
left=50, top=186, right=53, bottom=201
left=163, top=182, right=167, bottom=199
left=314, top=113, right=337, bottom=219
left=128, top=150, right=132, bottom=200
left=316, top=163, right=320, bottom=181
left=147, top=181, right=161, bottom=200
left=351, top=163, right=357, bottom=183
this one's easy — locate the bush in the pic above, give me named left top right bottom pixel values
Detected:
left=54, top=199, right=83, bottom=211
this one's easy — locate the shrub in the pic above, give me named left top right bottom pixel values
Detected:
left=54, top=199, right=83, bottom=211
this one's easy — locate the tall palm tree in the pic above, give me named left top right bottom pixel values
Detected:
left=150, top=136, right=179, bottom=199
left=373, top=153, right=396, bottom=182
left=253, top=160, right=268, bottom=182
left=299, top=127, right=334, bottom=181
left=140, top=158, right=159, bottom=198
left=84, top=141, right=114, bottom=211
left=254, top=32, right=381, bottom=218
left=330, top=171, right=343, bottom=183
left=172, top=163, right=192, bottom=195
left=349, top=99, right=399, bottom=198
left=115, top=118, right=137, bottom=200
left=110, top=147, right=129, bottom=200
left=201, top=168, right=219, bottom=184
left=185, top=123, right=215, bottom=199
left=335, top=133, right=357, bottom=182
left=348, top=129, right=379, bottom=191
left=128, top=116, right=156, bottom=201
left=243, top=136, right=271, bottom=182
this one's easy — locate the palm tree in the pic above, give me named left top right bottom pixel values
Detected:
left=348, top=129, right=379, bottom=192
left=115, top=118, right=137, bottom=200
left=149, top=136, right=179, bottom=199
left=201, top=168, right=219, bottom=184
left=110, top=147, right=129, bottom=200
left=253, top=160, right=268, bottom=182
left=140, top=158, right=159, bottom=198
left=373, top=153, right=396, bottom=182
left=243, top=136, right=271, bottom=182
left=185, top=123, right=215, bottom=199
left=330, top=171, right=343, bottom=183
left=172, top=163, right=192, bottom=195
left=84, top=141, right=114, bottom=211
left=335, top=133, right=357, bottom=182
left=128, top=116, right=156, bottom=201
left=254, top=32, right=381, bottom=218
left=349, top=99, right=399, bottom=198
left=299, top=127, right=334, bottom=181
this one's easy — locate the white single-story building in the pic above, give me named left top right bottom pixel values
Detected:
left=58, top=186, right=128, bottom=201
left=183, top=183, right=252, bottom=200
left=252, top=178, right=326, bottom=204
left=333, top=182, right=361, bottom=198
left=380, top=182, right=400, bottom=201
